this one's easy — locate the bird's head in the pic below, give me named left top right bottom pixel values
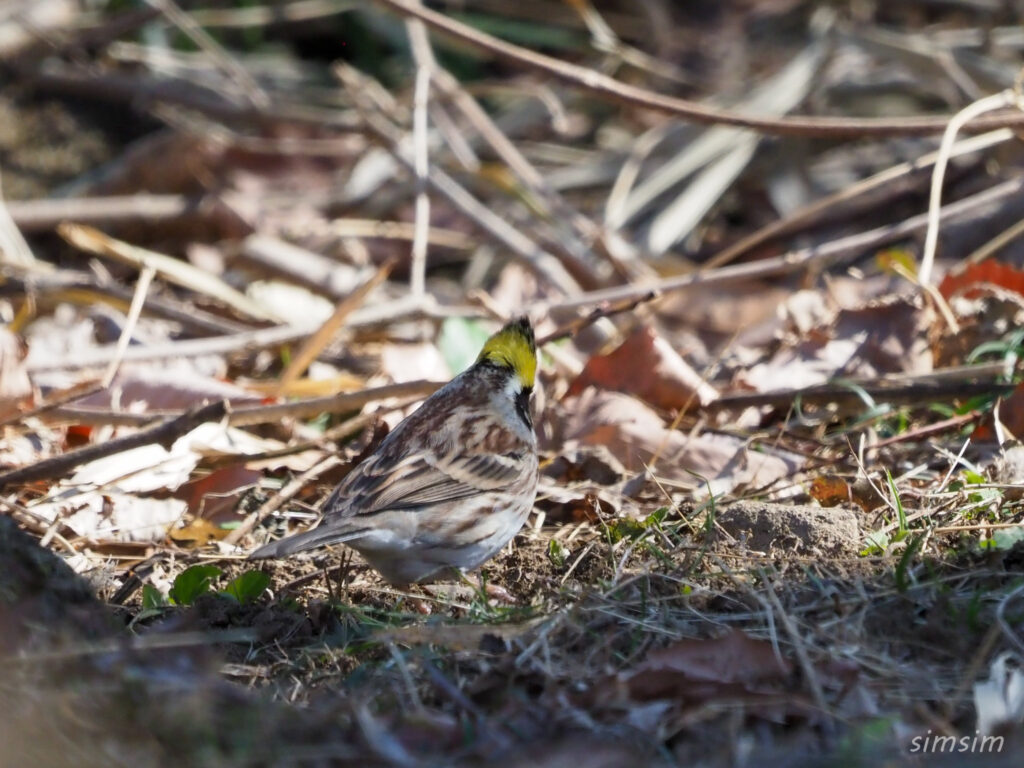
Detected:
left=476, top=316, right=537, bottom=389
left=476, top=317, right=537, bottom=427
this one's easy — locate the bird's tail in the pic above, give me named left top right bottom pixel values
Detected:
left=248, top=524, right=367, bottom=559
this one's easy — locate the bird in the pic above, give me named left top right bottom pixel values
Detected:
left=250, top=316, right=540, bottom=585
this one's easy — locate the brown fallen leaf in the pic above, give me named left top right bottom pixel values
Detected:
left=809, top=475, right=854, bottom=507
left=585, top=629, right=803, bottom=731
left=541, top=445, right=626, bottom=485
left=659, top=279, right=789, bottom=345
left=554, top=389, right=800, bottom=494
left=170, top=517, right=228, bottom=545
left=381, top=342, right=451, bottom=384
left=940, top=259, right=1024, bottom=301
left=29, top=490, right=186, bottom=543
left=810, top=475, right=884, bottom=512
left=741, top=295, right=934, bottom=392
left=175, top=465, right=261, bottom=523
left=619, top=629, right=792, bottom=703
left=567, top=325, right=717, bottom=410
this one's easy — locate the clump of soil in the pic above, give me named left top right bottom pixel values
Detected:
left=716, top=501, right=861, bottom=557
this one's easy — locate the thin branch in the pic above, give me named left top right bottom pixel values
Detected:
left=704, top=128, right=1013, bottom=271
left=705, top=376, right=1012, bottom=414
left=144, top=0, right=269, bottom=108
left=374, top=0, right=1024, bottom=137
left=334, top=63, right=582, bottom=295
left=532, top=176, right=1024, bottom=314
left=224, top=454, right=343, bottom=546
left=48, top=380, right=443, bottom=428
left=0, top=400, right=229, bottom=488
left=102, top=265, right=156, bottom=388
left=919, top=90, right=1019, bottom=286
left=0, top=379, right=103, bottom=428
left=406, top=15, right=434, bottom=298
left=536, top=291, right=659, bottom=345
left=277, top=260, right=395, bottom=393
left=24, top=66, right=362, bottom=132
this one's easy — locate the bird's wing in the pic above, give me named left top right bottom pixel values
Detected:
left=328, top=448, right=528, bottom=517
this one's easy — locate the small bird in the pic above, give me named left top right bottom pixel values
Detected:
left=250, top=317, right=540, bottom=585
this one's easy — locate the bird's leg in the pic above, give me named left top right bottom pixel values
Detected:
left=391, top=584, right=433, bottom=615
left=460, top=571, right=515, bottom=604
left=333, top=550, right=353, bottom=600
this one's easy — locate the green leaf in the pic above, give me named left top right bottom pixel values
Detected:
left=984, top=526, right=1024, bottom=551
left=438, top=317, right=491, bottom=375
left=169, top=564, right=222, bottom=606
left=861, top=530, right=890, bottom=556
left=894, top=534, right=924, bottom=592
left=547, top=538, right=569, bottom=568
left=219, top=570, right=271, bottom=605
left=608, top=507, right=669, bottom=543
left=141, top=584, right=167, bottom=610
left=884, top=469, right=908, bottom=536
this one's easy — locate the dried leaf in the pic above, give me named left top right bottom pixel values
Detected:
left=989, top=382, right=1024, bottom=440
left=940, top=260, right=1024, bottom=301
left=567, top=326, right=717, bottom=410
left=382, top=342, right=451, bottom=383
left=176, top=465, right=261, bottom=521
left=742, top=296, right=934, bottom=391
left=245, top=281, right=334, bottom=327
left=598, top=630, right=794, bottom=712
left=64, top=422, right=279, bottom=494
left=29, top=491, right=186, bottom=543
left=810, top=476, right=853, bottom=507
left=556, top=389, right=799, bottom=494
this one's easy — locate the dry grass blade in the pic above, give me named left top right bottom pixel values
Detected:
left=276, top=260, right=395, bottom=393
left=918, top=89, right=1022, bottom=286
left=224, top=454, right=343, bottom=546
left=8, top=194, right=201, bottom=232
left=58, top=223, right=280, bottom=322
left=406, top=17, right=434, bottom=298
left=101, top=265, right=155, bottom=388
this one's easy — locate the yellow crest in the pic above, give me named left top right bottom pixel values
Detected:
left=477, top=316, right=537, bottom=387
